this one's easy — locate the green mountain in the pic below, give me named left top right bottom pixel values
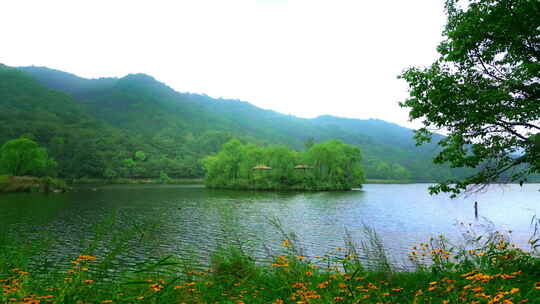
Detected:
left=1, top=64, right=469, bottom=181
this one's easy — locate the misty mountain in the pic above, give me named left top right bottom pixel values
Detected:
left=2, top=65, right=468, bottom=180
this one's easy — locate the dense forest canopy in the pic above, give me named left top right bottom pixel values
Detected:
left=203, top=139, right=364, bottom=190
left=0, top=64, right=476, bottom=182
left=400, top=0, right=540, bottom=196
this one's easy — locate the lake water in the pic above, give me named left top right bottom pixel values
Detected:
left=1, top=183, right=538, bottom=269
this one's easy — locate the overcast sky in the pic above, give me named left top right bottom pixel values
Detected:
left=1, top=0, right=446, bottom=128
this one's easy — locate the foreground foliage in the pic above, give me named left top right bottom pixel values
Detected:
left=1, top=215, right=539, bottom=304
left=400, top=0, right=540, bottom=196
left=202, top=139, right=364, bottom=191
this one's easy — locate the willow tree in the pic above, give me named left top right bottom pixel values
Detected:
left=0, top=138, right=56, bottom=176
left=400, top=0, right=540, bottom=196
left=202, top=139, right=364, bottom=191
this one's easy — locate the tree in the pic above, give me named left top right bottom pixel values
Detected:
left=399, top=0, right=540, bottom=196
left=0, top=138, right=54, bottom=176
left=134, top=151, right=146, bottom=161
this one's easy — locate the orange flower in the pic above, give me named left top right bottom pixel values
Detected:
left=150, top=283, right=164, bottom=292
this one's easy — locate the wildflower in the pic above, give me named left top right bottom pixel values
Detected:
left=296, top=255, right=305, bottom=261
left=318, top=282, right=327, bottom=289
left=474, top=293, right=490, bottom=299
left=84, top=280, right=94, bottom=284
left=281, top=240, right=290, bottom=247
left=292, top=282, right=304, bottom=289
left=391, top=288, right=402, bottom=292
left=102, top=301, right=113, bottom=304
left=137, top=297, right=144, bottom=301
left=305, top=271, right=313, bottom=276
left=338, top=283, right=347, bottom=289
left=334, top=296, right=344, bottom=301
left=509, top=288, right=519, bottom=294
left=272, top=300, right=284, bottom=304
left=75, top=255, right=97, bottom=262
left=150, top=283, right=164, bottom=292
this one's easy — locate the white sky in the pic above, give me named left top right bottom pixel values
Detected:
left=1, top=0, right=446, bottom=128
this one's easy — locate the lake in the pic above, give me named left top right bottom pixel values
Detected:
left=1, top=183, right=538, bottom=269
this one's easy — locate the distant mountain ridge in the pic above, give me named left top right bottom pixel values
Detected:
left=0, top=64, right=470, bottom=180
left=18, top=66, right=426, bottom=146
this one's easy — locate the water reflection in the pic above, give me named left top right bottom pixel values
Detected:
left=1, top=184, right=538, bottom=268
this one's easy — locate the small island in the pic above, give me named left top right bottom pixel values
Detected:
left=202, top=139, right=365, bottom=191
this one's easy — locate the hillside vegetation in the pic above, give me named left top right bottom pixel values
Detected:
left=0, top=64, right=471, bottom=181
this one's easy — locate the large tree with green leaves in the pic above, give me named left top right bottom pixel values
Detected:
left=0, top=138, right=56, bottom=176
left=399, top=0, right=540, bottom=196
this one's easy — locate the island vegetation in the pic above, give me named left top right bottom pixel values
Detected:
left=202, top=139, right=365, bottom=191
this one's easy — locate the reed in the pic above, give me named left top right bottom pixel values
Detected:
left=1, top=213, right=539, bottom=303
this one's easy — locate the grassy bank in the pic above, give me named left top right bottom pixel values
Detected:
left=69, top=177, right=204, bottom=185
left=1, top=215, right=539, bottom=303
left=0, top=175, right=68, bottom=193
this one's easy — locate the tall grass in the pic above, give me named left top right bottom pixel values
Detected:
left=1, top=213, right=539, bottom=303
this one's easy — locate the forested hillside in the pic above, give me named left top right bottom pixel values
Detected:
left=0, top=64, right=471, bottom=181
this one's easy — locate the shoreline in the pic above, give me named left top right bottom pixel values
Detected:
left=0, top=175, right=69, bottom=193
